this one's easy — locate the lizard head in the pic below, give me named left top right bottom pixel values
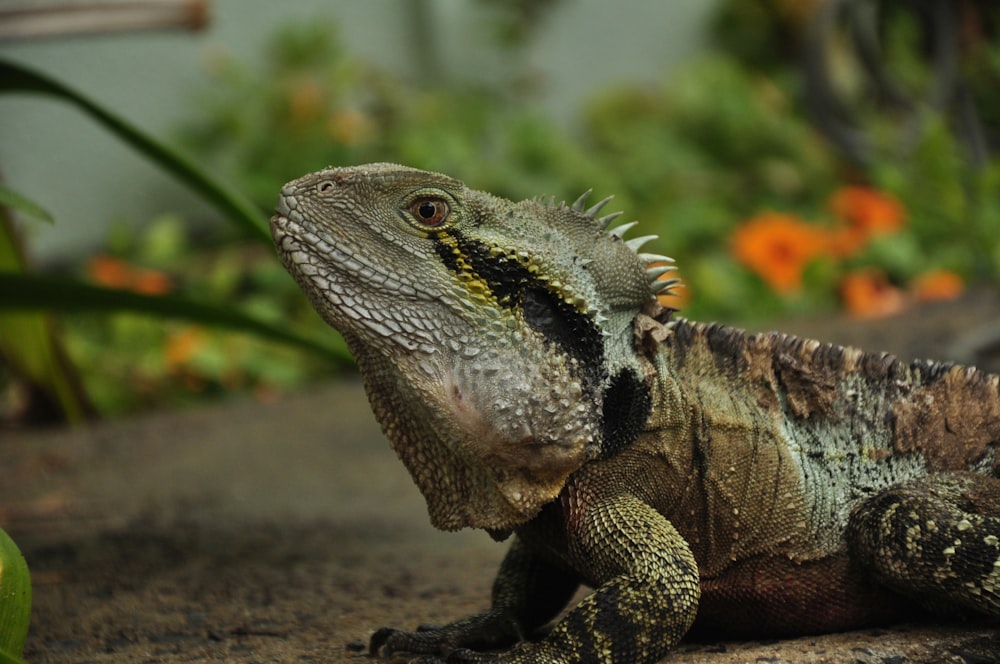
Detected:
left=271, top=163, right=679, bottom=532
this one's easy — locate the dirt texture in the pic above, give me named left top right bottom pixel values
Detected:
left=4, top=290, right=1000, bottom=663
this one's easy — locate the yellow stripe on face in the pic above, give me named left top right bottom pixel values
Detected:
left=436, top=232, right=501, bottom=306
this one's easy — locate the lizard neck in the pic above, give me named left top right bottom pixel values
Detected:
left=347, top=301, right=665, bottom=533
left=346, top=324, right=604, bottom=532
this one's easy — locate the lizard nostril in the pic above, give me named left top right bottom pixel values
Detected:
left=318, top=180, right=335, bottom=193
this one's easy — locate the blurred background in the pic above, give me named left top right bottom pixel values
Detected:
left=1, top=0, right=998, bottom=425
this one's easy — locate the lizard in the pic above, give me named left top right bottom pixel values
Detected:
left=270, top=163, right=1000, bottom=663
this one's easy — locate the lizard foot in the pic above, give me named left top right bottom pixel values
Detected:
left=403, top=644, right=554, bottom=664
left=370, top=610, right=523, bottom=659
left=403, top=650, right=496, bottom=664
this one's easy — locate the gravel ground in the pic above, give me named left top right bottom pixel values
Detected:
left=3, top=291, right=999, bottom=663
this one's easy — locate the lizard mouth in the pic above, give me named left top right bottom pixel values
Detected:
left=270, top=199, right=433, bottom=311
left=270, top=194, right=371, bottom=285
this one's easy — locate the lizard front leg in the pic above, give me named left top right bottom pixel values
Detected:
left=848, top=472, right=1000, bottom=617
left=371, top=536, right=580, bottom=659
left=399, top=494, right=700, bottom=664
left=520, top=493, right=701, bottom=664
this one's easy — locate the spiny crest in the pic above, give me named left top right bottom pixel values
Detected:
left=553, top=189, right=683, bottom=299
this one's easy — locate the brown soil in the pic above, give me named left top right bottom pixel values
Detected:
left=4, top=291, right=1000, bottom=663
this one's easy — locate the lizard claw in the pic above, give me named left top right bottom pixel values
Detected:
left=406, top=649, right=495, bottom=664
left=441, top=648, right=488, bottom=662
left=369, top=626, right=394, bottom=655
left=370, top=625, right=453, bottom=658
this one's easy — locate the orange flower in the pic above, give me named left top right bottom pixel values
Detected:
left=87, top=255, right=132, bottom=290
left=911, top=269, right=964, bottom=302
left=839, top=269, right=906, bottom=318
left=327, top=109, right=374, bottom=145
left=130, top=270, right=172, bottom=296
left=829, top=186, right=905, bottom=256
left=87, top=254, right=172, bottom=295
left=731, top=212, right=827, bottom=294
left=287, top=77, right=325, bottom=126
left=164, top=326, right=207, bottom=372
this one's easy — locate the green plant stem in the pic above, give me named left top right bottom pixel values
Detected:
left=0, top=272, right=352, bottom=368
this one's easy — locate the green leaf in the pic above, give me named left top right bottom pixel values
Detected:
left=0, top=528, right=30, bottom=664
left=0, top=59, right=269, bottom=242
left=0, top=185, right=53, bottom=224
left=0, top=272, right=352, bottom=368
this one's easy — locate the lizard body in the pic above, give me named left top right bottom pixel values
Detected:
left=271, top=164, right=1000, bottom=663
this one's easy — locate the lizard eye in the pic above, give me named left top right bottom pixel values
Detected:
left=410, top=198, right=450, bottom=226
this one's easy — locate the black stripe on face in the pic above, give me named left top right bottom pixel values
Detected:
left=433, top=231, right=605, bottom=385
left=521, top=287, right=604, bottom=385
left=432, top=230, right=650, bottom=458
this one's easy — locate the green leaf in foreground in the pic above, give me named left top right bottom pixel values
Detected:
left=0, top=272, right=352, bottom=368
left=0, top=528, right=30, bottom=664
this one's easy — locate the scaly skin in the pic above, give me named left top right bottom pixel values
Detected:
left=271, top=164, right=1000, bottom=663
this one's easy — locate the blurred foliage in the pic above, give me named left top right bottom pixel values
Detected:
left=178, top=8, right=1000, bottom=325
left=180, top=19, right=844, bottom=326
left=473, top=0, right=565, bottom=46
left=178, top=21, right=608, bottom=210
left=0, top=195, right=90, bottom=424
left=4, top=0, right=1000, bottom=421
left=0, top=59, right=347, bottom=423
left=60, top=214, right=346, bottom=417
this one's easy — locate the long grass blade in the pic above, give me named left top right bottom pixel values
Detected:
left=0, top=59, right=269, bottom=241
